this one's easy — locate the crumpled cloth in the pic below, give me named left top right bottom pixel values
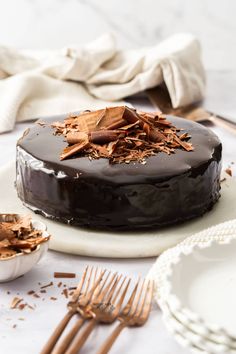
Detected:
left=0, top=33, right=205, bottom=133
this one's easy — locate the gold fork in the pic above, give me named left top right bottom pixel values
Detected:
left=53, top=270, right=119, bottom=354
left=96, top=278, right=154, bottom=354
left=40, top=266, right=105, bottom=354
left=65, top=273, right=130, bottom=354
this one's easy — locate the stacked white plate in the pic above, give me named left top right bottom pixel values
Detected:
left=148, top=219, right=236, bottom=354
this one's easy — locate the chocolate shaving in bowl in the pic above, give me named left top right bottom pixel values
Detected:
left=51, top=106, right=194, bottom=164
left=0, top=214, right=50, bottom=259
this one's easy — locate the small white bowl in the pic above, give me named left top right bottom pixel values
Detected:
left=0, top=219, right=50, bottom=282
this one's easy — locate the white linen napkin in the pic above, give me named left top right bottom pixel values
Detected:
left=0, top=33, right=205, bottom=133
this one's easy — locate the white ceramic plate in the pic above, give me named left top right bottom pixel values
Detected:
left=165, top=239, right=236, bottom=341
left=163, top=308, right=236, bottom=354
left=1, top=162, right=236, bottom=258
left=147, top=218, right=236, bottom=352
left=161, top=299, right=236, bottom=354
left=172, top=308, right=236, bottom=348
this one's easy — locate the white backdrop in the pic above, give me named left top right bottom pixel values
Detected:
left=0, top=0, right=235, bottom=70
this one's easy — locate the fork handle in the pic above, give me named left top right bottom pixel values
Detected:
left=66, top=318, right=97, bottom=354
left=96, top=322, right=126, bottom=354
left=40, top=310, right=75, bottom=354
left=53, top=317, right=85, bottom=354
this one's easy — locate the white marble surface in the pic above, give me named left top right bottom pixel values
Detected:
left=0, top=0, right=235, bottom=70
left=0, top=253, right=189, bottom=354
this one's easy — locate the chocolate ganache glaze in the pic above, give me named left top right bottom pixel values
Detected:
left=16, top=114, right=222, bottom=230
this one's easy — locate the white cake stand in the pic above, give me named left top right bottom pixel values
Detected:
left=0, top=162, right=235, bottom=258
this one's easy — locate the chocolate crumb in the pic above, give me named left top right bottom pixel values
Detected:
left=10, top=297, right=23, bottom=309
left=50, top=297, right=57, bottom=301
left=62, top=289, right=68, bottom=298
left=40, top=281, right=53, bottom=289
left=27, top=304, right=35, bottom=310
left=18, top=303, right=26, bottom=310
left=27, top=290, right=35, bottom=295
left=54, top=272, right=76, bottom=278
left=225, top=168, right=232, bottom=177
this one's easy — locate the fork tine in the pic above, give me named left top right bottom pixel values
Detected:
left=113, top=278, right=131, bottom=313
left=71, top=265, right=89, bottom=302
left=95, top=272, right=117, bottom=303
left=139, top=280, right=154, bottom=322
left=129, top=279, right=145, bottom=316
left=121, top=277, right=141, bottom=316
left=79, top=269, right=106, bottom=307
left=134, top=280, right=150, bottom=317
left=104, top=274, right=122, bottom=304
left=86, top=268, right=106, bottom=298
left=92, top=266, right=98, bottom=286
left=113, top=276, right=127, bottom=303
left=83, top=266, right=94, bottom=295
left=92, top=270, right=111, bottom=299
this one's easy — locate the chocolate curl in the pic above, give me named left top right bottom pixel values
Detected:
left=66, top=132, right=88, bottom=145
left=67, top=106, right=128, bottom=133
left=96, top=106, right=127, bottom=130
left=90, top=130, right=125, bottom=144
left=123, top=107, right=140, bottom=124
left=71, top=109, right=106, bottom=133
left=124, top=107, right=165, bottom=143
left=174, top=136, right=194, bottom=151
left=60, top=139, right=90, bottom=160
left=149, top=129, right=166, bottom=143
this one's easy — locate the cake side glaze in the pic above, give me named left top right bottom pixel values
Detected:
left=16, top=115, right=222, bottom=230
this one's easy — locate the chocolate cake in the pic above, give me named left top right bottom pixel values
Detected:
left=16, top=107, right=222, bottom=230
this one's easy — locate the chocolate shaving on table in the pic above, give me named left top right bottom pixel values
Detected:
left=54, top=272, right=76, bottom=278
left=225, top=167, right=232, bottom=177
left=10, top=297, right=23, bottom=309
left=0, top=214, right=50, bottom=259
left=51, top=106, right=194, bottom=164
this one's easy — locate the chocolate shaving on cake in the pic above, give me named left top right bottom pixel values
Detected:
left=0, top=214, right=50, bottom=259
left=51, top=106, right=194, bottom=164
